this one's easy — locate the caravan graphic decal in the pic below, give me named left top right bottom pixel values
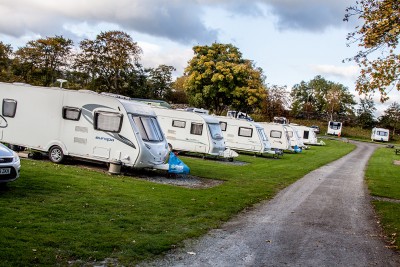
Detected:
left=82, top=104, right=136, bottom=149
left=0, top=115, right=7, bottom=128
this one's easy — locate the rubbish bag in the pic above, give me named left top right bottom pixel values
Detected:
left=168, top=152, right=190, bottom=174
left=293, top=145, right=302, bottom=153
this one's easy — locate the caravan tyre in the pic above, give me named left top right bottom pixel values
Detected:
left=49, top=146, right=64, bottom=163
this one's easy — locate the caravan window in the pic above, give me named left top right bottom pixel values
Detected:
left=329, top=121, right=341, bottom=130
left=238, top=127, right=253, bottom=137
left=208, top=123, right=223, bottom=140
left=219, top=121, right=227, bottom=131
left=2, top=99, right=17, bottom=118
left=190, top=123, right=203, bottom=135
left=132, top=116, right=163, bottom=142
left=377, top=131, right=388, bottom=136
left=94, top=111, right=123, bottom=133
left=62, top=106, right=81, bottom=121
left=172, top=120, right=186, bottom=128
left=270, top=130, right=282, bottom=139
left=303, top=131, right=309, bottom=139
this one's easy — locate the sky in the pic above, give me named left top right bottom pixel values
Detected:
left=0, top=0, right=399, bottom=117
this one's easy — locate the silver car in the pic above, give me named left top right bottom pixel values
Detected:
left=0, top=143, right=21, bottom=183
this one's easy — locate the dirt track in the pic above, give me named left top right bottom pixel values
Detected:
left=140, top=141, right=400, bottom=266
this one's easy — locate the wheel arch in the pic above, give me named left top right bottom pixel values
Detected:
left=45, top=141, right=68, bottom=155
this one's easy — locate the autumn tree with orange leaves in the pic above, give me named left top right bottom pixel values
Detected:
left=345, top=0, right=400, bottom=102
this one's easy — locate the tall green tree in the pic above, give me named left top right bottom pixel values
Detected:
left=262, top=85, right=290, bottom=122
left=0, top=41, right=13, bottom=81
left=291, top=76, right=356, bottom=121
left=379, top=102, right=400, bottom=135
left=356, top=96, right=376, bottom=128
left=13, top=36, right=73, bottom=86
left=184, top=43, right=266, bottom=115
left=345, top=0, right=400, bottom=101
left=147, top=64, right=176, bottom=99
left=169, top=76, right=189, bottom=104
left=74, top=31, right=142, bottom=94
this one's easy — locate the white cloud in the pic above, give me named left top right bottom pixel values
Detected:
left=312, top=64, right=359, bottom=81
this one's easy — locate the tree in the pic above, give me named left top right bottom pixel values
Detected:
left=0, top=41, right=13, bottom=81
left=74, top=31, right=142, bottom=94
left=378, top=102, right=400, bottom=135
left=169, top=76, right=189, bottom=104
left=345, top=0, right=400, bottom=102
left=356, top=96, right=376, bottom=128
left=184, top=43, right=266, bottom=115
left=147, top=64, right=176, bottom=99
left=13, top=36, right=73, bottom=86
left=262, top=85, right=290, bottom=121
left=290, top=76, right=356, bottom=121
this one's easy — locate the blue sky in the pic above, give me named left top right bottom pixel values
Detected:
left=0, top=0, right=398, bottom=116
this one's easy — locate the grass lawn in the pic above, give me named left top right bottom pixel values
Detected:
left=366, top=146, right=400, bottom=250
left=0, top=140, right=354, bottom=266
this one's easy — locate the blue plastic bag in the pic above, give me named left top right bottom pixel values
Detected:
left=168, top=152, right=190, bottom=174
left=293, top=145, right=302, bottom=153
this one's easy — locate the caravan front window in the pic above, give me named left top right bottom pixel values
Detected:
left=132, top=115, right=163, bottom=142
left=257, top=128, right=268, bottom=141
left=208, top=123, right=223, bottom=140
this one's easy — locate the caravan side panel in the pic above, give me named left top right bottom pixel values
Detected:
left=0, top=83, right=63, bottom=150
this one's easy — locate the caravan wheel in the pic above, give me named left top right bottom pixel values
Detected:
left=49, top=146, right=64, bottom=163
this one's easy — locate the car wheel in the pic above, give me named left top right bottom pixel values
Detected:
left=49, top=146, right=64, bottom=163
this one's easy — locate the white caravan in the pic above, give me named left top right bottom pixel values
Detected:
left=290, top=124, right=320, bottom=146
left=151, top=107, right=237, bottom=158
left=217, top=116, right=275, bottom=155
left=285, top=125, right=304, bottom=152
left=371, top=127, right=390, bottom=142
left=327, top=121, right=342, bottom=136
left=0, top=82, right=169, bottom=169
left=258, top=122, right=291, bottom=152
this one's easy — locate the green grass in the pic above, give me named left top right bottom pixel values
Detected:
left=0, top=140, right=354, bottom=266
left=366, top=147, right=400, bottom=250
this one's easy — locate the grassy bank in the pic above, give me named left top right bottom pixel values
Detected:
left=366, top=146, right=400, bottom=250
left=0, top=140, right=354, bottom=266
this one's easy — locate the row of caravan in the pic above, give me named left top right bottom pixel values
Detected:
left=0, top=83, right=322, bottom=172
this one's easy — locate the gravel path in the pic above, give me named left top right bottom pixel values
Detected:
left=140, top=141, right=400, bottom=267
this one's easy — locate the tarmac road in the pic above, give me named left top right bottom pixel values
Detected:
left=141, top=141, right=400, bottom=267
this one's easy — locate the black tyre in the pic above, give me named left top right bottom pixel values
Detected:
left=49, top=146, right=64, bottom=163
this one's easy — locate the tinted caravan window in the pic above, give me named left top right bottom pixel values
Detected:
left=270, top=130, right=282, bottom=138
left=2, top=99, right=17, bottom=118
left=172, top=120, right=186, bottom=128
left=190, top=123, right=203, bottom=135
left=62, top=106, right=81, bottom=121
left=238, top=127, right=253, bottom=137
left=94, top=111, right=123, bottom=133
left=219, top=121, right=227, bottom=131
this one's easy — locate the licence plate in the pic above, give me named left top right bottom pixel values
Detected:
left=0, top=168, right=11, bottom=175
